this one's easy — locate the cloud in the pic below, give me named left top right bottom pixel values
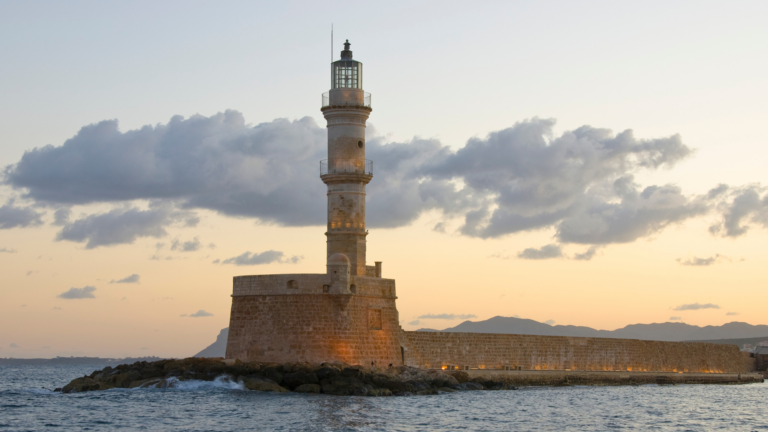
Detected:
left=8, top=113, right=767, bottom=247
left=709, top=185, right=768, bottom=237
left=53, top=307, right=62, bottom=310
left=544, top=319, right=555, bottom=325
left=219, top=250, right=301, bottom=266
left=171, top=237, right=202, bottom=252
left=424, top=120, right=696, bottom=241
left=488, top=251, right=510, bottom=260
left=58, top=286, right=96, bottom=299
left=52, top=208, right=71, bottom=226
left=408, top=320, right=421, bottom=326
left=417, top=313, right=477, bottom=320
left=573, top=245, right=600, bottom=261
left=0, top=200, right=44, bottom=229
left=726, top=312, right=740, bottom=316
left=184, top=310, right=212, bottom=318
left=676, top=254, right=725, bottom=267
left=0, top=247, right=17, bottom=253
left=9, top=343, right=20, bottom=348
left=26, top=270, right=38, bottom=276
left=672, top=303, right=720, bottom=311
left=517, top=244, right=563, bottom=260
left=4, top=113, right=329, bottom=225
left=55, top=204, right=197, bottom=249
left=669, top=316, right=682, bottom=321
left=110, top=274, right=140, bottom=284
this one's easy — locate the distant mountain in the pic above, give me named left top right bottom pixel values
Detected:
left=194, top=328, right=228, bottom=358
left=416, top=316, right=768, bottom=342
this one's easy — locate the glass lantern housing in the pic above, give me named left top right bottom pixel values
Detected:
left=331, top=40, right=363, bottom=89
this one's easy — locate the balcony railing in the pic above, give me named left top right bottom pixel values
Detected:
left=320, top=159, right=373, bottom=176
left=322, top=91, right=371, bottom=109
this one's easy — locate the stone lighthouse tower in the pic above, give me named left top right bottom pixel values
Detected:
left=224, top=40, right=404, bottom=366
left=321, top=39, right=373, bottom=285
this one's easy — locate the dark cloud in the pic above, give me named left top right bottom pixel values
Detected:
left=725, top=312, right=739, bottom=316
left=573, top=246, right=600, bottom=261
left=672, top=303, right=720, bottom=311
left=9, top=343, right=20, bottom=348
left=408, top=320, right=421, bottom=326
left=184, top=310, right=212, bottom=318
left=669, top=316, right=682, bottom=321
left=417, top=313, right=477, bottom=320
left=55, top=204, right=197, bottom=249
left=0, top=247, right=17, bottom=253
left=58, top=286, right=96, bottom=299
left=171, top=237, right=201, bottom=252
left=676, top=255, right=724, bottom=267
left=709, top=185, right=768, bottom=237
left=517, top=244, right=563, bottom=260
left=111, top=274, right=140, bottom=284
left=0, top=200, right=44, bottom=229
left=219, top=250, right=301, bottom=266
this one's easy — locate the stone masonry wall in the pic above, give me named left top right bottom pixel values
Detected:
left=403, top=332, right=753, bottom=374
left=226, top=294, right=402, bottom=366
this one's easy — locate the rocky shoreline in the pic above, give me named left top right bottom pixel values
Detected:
left=58, top=358, right=763, bottom=395
left=58, top=357, right=507, bottom=396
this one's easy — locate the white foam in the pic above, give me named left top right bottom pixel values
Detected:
left=155, top=375, right=245, bottom=391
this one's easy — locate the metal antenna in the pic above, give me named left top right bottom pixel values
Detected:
left=331, top=23, right=333, bottom=62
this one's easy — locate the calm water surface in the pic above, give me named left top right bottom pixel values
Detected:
left=0, top=364, right=766, bottom=431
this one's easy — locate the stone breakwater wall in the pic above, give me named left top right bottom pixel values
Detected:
left=402, top=332, right=755, bottom=374
left=463, top=370, right=764, bottom=386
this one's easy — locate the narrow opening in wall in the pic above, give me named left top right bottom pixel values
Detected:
left=322, top=284, right=330, bottom=293
left=350, top=284, right=357, bottom=294
left=287, top=280, right=298, bottom=289
left=358, top=140, right=363, bottom=148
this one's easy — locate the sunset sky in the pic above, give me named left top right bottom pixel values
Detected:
left=1, top=0, right=767, bottom=358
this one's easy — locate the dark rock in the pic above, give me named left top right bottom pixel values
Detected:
left=459, top=382, right=484, bottom=391
left=352, top=386, right=368, bottom=396
left=294, top=384, right=321, bottom=393
left=393, top=391, right=413, bottom=396
left=263, top=367, right=284, bottom=385
left=430, top=374, right=460, bottom=388
left=417, top=388, right=439, bottom=395
left=320, top=376, right=366, bottom=396
left=54, top=388, right=62, bottom=392
left=241, top=376, right=288, bottom=392
left=282, top=371, right=319, bottom=390
left=315, top=367, right=340, bottom=380
left=448, top=371, right=470, bottom=383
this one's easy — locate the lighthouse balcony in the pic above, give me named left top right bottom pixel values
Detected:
left=320, top=159, right=373, bottom=176
left=322, top=90, right=371, bottom=109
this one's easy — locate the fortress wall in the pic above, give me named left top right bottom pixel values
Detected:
left=226, top=294, right=402, bottom=366
left=233, top=274, right=395, bottom=298
left=403, top=332, right=753, bottom=374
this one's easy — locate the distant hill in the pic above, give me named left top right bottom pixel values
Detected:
left=416, top=316, right=768, bottom=342
left=194, top=328, right=229, bottom=358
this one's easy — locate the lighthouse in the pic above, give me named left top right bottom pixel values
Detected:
left=321, top=40, right=373, bottom=284
left=225, top=40, right=404, bottom=366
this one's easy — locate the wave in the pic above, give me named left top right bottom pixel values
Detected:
left=134, top=375, right=245, bottom=391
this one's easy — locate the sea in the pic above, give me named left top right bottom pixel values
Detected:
left=1, top=364, right=766, bottom=431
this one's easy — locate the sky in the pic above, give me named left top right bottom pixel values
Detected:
left=1, top=0, right=767, bottom=358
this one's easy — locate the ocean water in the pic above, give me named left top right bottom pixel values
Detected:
left=1, top=365, right=766, bottom=431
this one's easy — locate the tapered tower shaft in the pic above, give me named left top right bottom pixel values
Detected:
left=320, top=40, right=372, bottom=276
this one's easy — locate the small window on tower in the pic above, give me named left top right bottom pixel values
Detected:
left=358, top=140, right=363, bottom=148
left=287, top=280, right=298, bottom=289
